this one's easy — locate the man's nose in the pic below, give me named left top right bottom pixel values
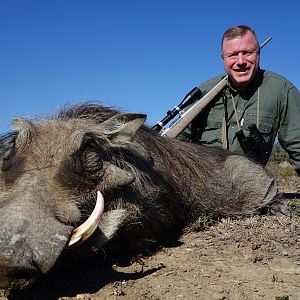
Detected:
left=236, top=52, right=247, bottom=65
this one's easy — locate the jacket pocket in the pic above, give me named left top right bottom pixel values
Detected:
left=242, top=113, right=275, bottom=145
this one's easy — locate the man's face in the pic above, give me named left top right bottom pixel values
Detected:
left=222, top=31, right=260, bottom=90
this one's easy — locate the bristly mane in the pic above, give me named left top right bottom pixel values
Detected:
left=54, top=102, right=122, bottom=123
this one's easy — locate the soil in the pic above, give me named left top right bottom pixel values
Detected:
left=1, top=164, right=300, bottom=300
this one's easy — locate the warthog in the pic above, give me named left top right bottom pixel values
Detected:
left=0, top=103, right=283, bottom=289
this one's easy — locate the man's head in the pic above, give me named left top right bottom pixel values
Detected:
left=221, top=25, right=260, bottom=90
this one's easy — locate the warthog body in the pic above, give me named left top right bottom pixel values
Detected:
left=0, top=104, right=280, bottom=288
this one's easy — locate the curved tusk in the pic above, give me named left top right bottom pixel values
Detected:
left=68, top=191, right=105, bottom=247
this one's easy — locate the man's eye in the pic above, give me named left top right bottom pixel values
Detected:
left=226, top=53, right=237, bottom=59
left=243, top=51, right=252, bottom=56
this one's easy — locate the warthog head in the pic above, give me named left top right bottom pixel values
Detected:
left=0, top=104, right=280, bottom=289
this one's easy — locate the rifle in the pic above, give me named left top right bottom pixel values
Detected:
left=156, top=36, right=272, bottom=138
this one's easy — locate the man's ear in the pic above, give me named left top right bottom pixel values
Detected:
left=100, top=113, right=147, bottom=146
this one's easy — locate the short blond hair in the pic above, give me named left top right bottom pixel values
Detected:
left=221, top=25, right=259, bottom=52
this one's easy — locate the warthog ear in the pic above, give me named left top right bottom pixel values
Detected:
left=100, top=113, right=146, bottom=146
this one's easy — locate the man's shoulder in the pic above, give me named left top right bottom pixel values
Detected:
left=198, top=74, right=226, bottom=92
left=263, top=70, right=296, bottom=89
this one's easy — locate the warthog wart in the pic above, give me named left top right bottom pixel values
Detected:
left=0, top=103, right=283, bottom=289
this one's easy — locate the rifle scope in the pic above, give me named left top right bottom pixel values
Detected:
left=152, top=87, right=202, bottom=132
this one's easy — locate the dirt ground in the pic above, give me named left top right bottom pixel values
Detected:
left=1, top=163, right=300, bottom=300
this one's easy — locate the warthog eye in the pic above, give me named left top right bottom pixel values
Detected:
left=75, top=135, right=105, bottom=181
left=59, top=134, right=105, bottom=186
left=80, top=140, right=103, bottom=173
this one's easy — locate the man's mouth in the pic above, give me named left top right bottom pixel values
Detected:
left=234, top=69, right=249, bottom=73
left=233, top=69, right=250, bottom=77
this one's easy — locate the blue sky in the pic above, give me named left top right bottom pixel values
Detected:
left=0, top=0, right=299, bottom=133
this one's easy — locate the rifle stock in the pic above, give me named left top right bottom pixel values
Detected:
left=162, top=76, right=228, bottom=138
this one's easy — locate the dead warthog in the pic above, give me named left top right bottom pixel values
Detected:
left=0, top=103, right=283, bottom=289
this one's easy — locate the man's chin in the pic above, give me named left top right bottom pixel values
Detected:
left=231, top=74, right=252, bottom=88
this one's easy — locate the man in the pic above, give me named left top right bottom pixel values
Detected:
left=181, top=25, right=300, bottom=175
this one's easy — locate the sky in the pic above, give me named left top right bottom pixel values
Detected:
left=0, top=0, right=299, bottom=133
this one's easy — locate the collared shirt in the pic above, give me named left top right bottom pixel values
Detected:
left=180, top=69, right=300, bottom=174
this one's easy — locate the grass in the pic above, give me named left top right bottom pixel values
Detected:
left=287, top=199, right=300, bottom=216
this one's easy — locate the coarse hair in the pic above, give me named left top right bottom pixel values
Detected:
left=221, top=25, right=260, bottom=52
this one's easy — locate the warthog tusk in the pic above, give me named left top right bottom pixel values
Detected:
left=68, top=191, right=104, bottom=247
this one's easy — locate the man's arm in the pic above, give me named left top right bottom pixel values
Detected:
left=278, top=85, right=300, bottom=175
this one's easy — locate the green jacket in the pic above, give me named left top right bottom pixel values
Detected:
left=181, top=69, right=300, bottom=174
